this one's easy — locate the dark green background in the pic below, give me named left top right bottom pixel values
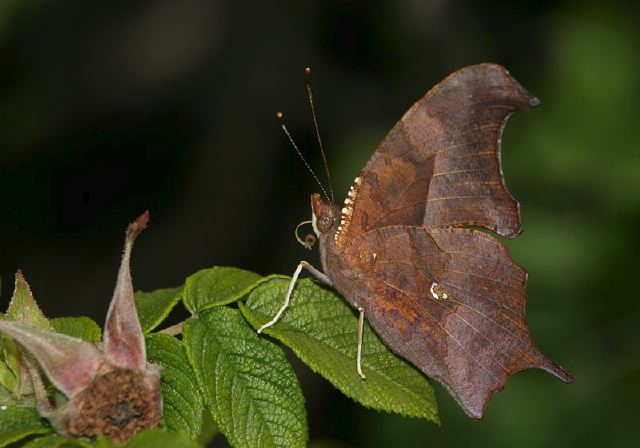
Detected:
left=1, top=1, right=638, bottom=447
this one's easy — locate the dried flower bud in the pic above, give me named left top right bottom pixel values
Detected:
left=0, top=212, right=162, bottom=444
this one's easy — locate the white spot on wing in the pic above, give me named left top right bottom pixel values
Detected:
left=429, top=282, right=448, bottom=301
left=430, top=282, right=439, bottom=299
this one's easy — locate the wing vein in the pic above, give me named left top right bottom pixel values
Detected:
left=379, top=279, right=502, bottom=382
left=381, top=266, right=534, bottom=377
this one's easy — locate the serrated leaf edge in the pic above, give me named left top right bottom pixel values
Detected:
left=238, top=278, right=440, bottom=424
left=182, top=311, right=308, bottom=447
left=188, top=273, right=284, bottom=314
left=136, top=288, right=183, bottom=334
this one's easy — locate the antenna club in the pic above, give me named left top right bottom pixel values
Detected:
left=276, top=111, right=284, bottom=120
left=304, top=67, right=312, bottom=76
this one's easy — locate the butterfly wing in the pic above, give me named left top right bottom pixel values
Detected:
left=334, top=63, right=535, bottom=250
left=341, top=226, right=572, bottom=418
left=322, top=63, right=571, bottom=417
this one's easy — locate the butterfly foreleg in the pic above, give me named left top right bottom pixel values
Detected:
left=257, top=261, right=332, bottom=334
left=300, top=260, right=333, bottom=286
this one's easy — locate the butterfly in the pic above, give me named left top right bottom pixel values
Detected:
left=260, top=63, right=572, bottom=418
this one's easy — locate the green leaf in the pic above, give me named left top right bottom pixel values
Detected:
left=145, top=333, right=203, bottom=439
left=196, top=409, right=218, bottom=446
left=22, top=434, right=93, bottom=447
left=240, top=277, right=440, bottom=423
left=51, top=317, right=101, bottom=343
left=135, top=287, right=183, bottom=333
left=0, top=311, right=12, bottom=395
left=0, top=311, right=10, bottom=395
left=0, top=405, right=52, bottom=447
left=95, top=429, right=201, bottom=448
left=182, top=267, right=262, bottom=314
left=0, top=337, right=21, bottom=395
left=0, top=384, right=16, bottom=406
left=0, top=333, right=20, bottom=393
left=183, top=307, right=307, bottom=448
left=0, top=356, right=16, bottom=397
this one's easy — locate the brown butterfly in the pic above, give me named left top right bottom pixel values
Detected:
left=260, top=63, right=572, bottom=418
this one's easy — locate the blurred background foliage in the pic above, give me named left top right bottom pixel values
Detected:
left=0, top=0, right=638, bottom=447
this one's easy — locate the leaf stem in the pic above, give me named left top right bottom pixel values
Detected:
left=159, top=321, right=184, bottom=336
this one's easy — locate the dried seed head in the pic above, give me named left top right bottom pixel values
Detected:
left=58, top=366, right=162, bottom=444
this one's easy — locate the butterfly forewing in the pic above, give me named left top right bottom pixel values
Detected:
left=335, top=64, right=536, bottom=250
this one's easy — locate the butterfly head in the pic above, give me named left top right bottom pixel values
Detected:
left=311, top=193, right=340, bottom=237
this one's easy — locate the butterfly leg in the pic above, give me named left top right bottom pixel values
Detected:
left=300, top=260, right=333, bottom=286
left=257, top=261, right=332, bottom=334
left=356, top=306, right=366, bottom=379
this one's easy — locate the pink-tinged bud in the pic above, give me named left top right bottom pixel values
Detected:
left=0, top=321, right=103, bottom=397
left=0, top=213, right=162, bottom=444
left=104, top=211, right=149, bottom=371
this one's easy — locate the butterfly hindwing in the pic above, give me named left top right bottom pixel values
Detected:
left=343, top=226, right=571, bottom=418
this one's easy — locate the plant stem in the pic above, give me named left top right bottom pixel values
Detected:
left=159, top=321, right=184, bottom=336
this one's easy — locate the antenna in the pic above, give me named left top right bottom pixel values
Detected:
left=304, top=67, right=334, bottom=204
left=276, top=112, right=332, bottom=203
